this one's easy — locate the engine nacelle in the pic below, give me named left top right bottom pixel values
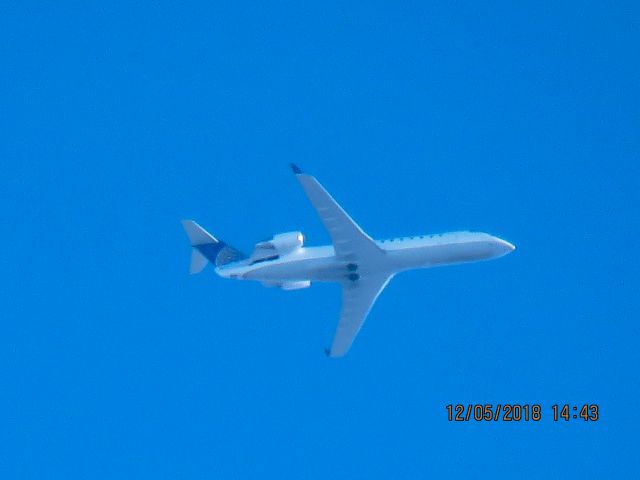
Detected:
left=279, top=280, right=311, bottom=290
left=261, top=280, right=311, bottom=290
left=256, top=231, right=304, bottom=255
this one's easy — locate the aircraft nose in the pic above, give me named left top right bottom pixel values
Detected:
left=497, top=238, right=516, bottom=253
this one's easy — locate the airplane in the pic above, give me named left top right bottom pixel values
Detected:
left=182, top=164, right=515, bottom=358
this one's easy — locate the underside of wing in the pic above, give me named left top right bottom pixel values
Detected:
left=328, top=273, right=393, bottom=358
left=291, top=164, right=382, bottom=260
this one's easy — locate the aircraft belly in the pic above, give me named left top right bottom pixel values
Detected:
left=244, top=257, right=343, bottom=282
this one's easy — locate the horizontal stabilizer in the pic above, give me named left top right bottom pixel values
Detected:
left=189, top=248, right=208, bottom=274
left=182, top=220, right=218, bottom=245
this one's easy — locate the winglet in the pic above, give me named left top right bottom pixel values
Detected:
left=290, top=163, right=303, bottom=174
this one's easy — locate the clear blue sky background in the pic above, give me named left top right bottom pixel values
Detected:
left=1, top=1, right=638, bottom=478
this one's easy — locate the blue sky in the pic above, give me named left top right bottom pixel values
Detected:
left=1, top=1, right=638, bottom=478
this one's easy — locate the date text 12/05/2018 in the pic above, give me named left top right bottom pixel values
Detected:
left=446, top=404, right=599, bottom=422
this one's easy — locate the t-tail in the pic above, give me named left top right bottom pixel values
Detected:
left=181, top=220, right=248, bottom=273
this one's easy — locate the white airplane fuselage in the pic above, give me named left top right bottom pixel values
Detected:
left=183, top=164, right=515, bottom=357
left=217, top=231, right=515, bottom=283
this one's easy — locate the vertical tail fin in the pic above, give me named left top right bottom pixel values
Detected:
left=182, top=220, right=217, bottom=274
left=181, top=220, right=248, bottom=273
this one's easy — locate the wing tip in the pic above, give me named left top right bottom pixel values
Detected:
left=324, top=347, right=346, bottom=358
left=290, top=163, right=303, bottom=174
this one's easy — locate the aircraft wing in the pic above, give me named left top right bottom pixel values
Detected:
left=328, top=273, right=393, bottom=358
left=291, top=164, right=383, bottom=259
